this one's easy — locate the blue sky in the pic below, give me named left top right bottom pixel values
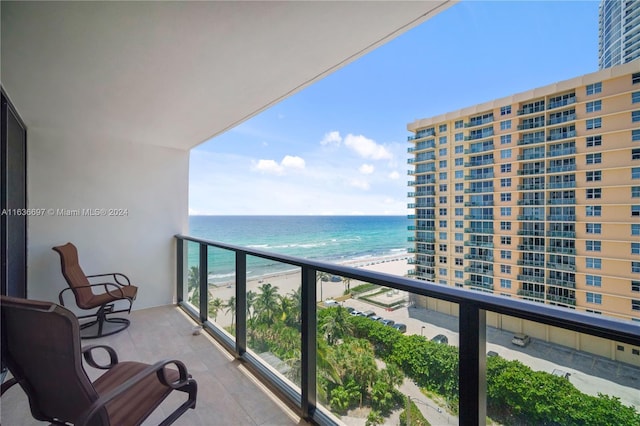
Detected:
left=190, top=1, right=600, bottom=216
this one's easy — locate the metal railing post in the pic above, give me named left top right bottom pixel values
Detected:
left=199, top=243, right=208, bottom=323
left=176, top=238, right=184, bottom=303
left=459, top=302, right=486, bottom=426
left=236, top=251, right=247, bottom=357
left=300, top=266, right=317, bottom=419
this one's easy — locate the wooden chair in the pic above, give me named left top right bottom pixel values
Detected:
left=53, top=242, right=138, bottom=339
left=0, top=296, right=197, bottom=425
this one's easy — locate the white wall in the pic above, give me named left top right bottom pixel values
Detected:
left=27, top=128, right=189, bottom=310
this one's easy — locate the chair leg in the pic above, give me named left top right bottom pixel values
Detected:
left=79, top=304, right=131, bottom=339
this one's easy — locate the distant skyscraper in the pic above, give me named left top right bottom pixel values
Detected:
left=599, top=0, right=640, bottom=69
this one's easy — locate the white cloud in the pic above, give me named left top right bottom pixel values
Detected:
left=359, top=164, right=374, bottom=174
left=320, top=131, right=342, bottom=146
left=253, top=155, right=306, bottom=175
left=388, top=171, right=400, bottom=180
left=344, top=134, right=392, bottom=160
left=349, top=178, right=370, bottom=190
left=254, top=159, right=284, bottom=175
left=281, top=155, right=305, bottom=169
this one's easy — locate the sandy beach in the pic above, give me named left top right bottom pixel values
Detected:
left=207, top=254, right=410, bottom=327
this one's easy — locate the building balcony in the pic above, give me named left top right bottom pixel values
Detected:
left=546, top=181, right=576, bottom=189
left=547, top=114, right=576, bottom=126
left=517, top=199, right=545, bottom=206
left=547, top=215, right=576, bottom=222
left=464, top=187, right=494, bottom=194
left=465, top=228, right=494, bottom=234
left=464, top=266, right=494, bottom=276
left=464, top=133, right=494, bottom=141
left=408, top=236, right=436, bottom=243
left=464, top=241, right=494, bottom=248
left=517, top=259, right=545, bottom=267
left=464, top=159, right=494, bottom=167
left=517, top=229, right=545, bottom=236
left=546, top=247, right=576, bottom=255
left=547, top=97, right=576, bottom=110
left=517, top=274, right=545, bottom=284
left=517, top=215, right=545, bottom=221
left=464, top=145, right=494, bottom=154
left=464, top=280, right=494, bottom=290
left=517, top=244, right=545, bottom=252
left=517, top=106, right=545, bottom=115
left=517, top=122, right=545, bottom=130
left=546, top=294, right=577, bottom=306
left=517, top=152, right=545, bottom=161
left=464, top=174, right=494, bottom=181
left=546, top=262, right=577, bottom=272
left=464, top=201, right=494, bottom=207
left=547, top=165, right=576, bottom=173
left=465, top=215, right=494, bottom=220
left=546, top=231, right=576, bottom=238
left=517, top=136, right=546, bottom=146
left=546, top=198, right=576, bottom=205
left=547, top=147, right=577, bottom=157
left=546, top=278, right=576, bottom=289
left=408, top=225, right=436, bottom=231
left=464, top=118, right=494, bottom=128
left=517, top=184, right=545, bottom=191
left=414, top=247, right=436, bottom=255
left=517, top=289, right=545, bottom=300
left=547, top=130, right=576, bottom=141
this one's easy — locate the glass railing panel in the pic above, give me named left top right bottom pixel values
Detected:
left=245, top=255, right=302, bottom=389
left=204, top=246, right=236, bottom=336
left=184, top=240, right=201, bottom=310
left=317, top=288, right=460, bottom=424
left=485, top=314, right=640, bottom=425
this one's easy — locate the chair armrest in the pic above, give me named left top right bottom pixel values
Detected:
left=76, top=360, right=192, bottom=426
left=59, top=282, right=129, bottom=304
left=0, top=377, right=18, bottom=396
left=86, top=273, right=131, bottom=286
left=82, top=345, right=119, bottom=370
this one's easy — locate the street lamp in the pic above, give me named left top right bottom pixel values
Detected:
left=421, top=326, right=425, bottom=336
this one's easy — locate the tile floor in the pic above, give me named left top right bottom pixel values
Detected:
left=1, top=305, right=309, bottom=426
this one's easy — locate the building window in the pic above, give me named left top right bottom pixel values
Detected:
left=500, top=178, right=512, bottom=188
left=633, top=262, right=640, bottom=273
left=633, top=300, right=640, bottom=312
left=455, top=183, right=463, bottom=191
left=633, top=280, right=640, bottom=292
left=634, top=167, right=640, bottom=179
left=439, top=124, right=447, bottom=132
left=439, top=172, right=447, bottom=180
left=586, top=258, right=601, bottom=269
left=455, top=195, right=463, bottom=204
left=633, top=206, right=640, bottom=216
left=634, top=72, right=640, bottom=84
left=500, top=265, right=511, bottom=274
left=439, top=221, right=447, bottom=228
left=586, top=135, right=602, bottom=147
left=633, top=129, right=640, bottom=142
left=455, top=270, right=463, bottom=278
left=439, top=243, right=447, bottom=251
left=500, top=164, right=511, bottom=173
left=586, top=153, right=601, bottom=164
left=586, top=275, right=602, bottom=287
left=439, top=184, right=447, bottom=192
left=633, top=224, right=640, bottom=235
left=439, top=148, right=447, bottom=156
left=586, top=188, right=602, bottom=199
left=455, top=220, right=463, bottom=229
left=633, top=111, right=640, bottom=123
left=586, top=240, right=601, bottom=251
left=633, top=148, right=640, bottom=160
left=586, top=100, right=602, bottom=112
left=455, top=233, right=463, bottom=241
left=455, top=132, right=463, bottom=142
left=439, top=268, right=447, bottom=276
left=500, top=207, right=511, bottom=216
left=455, top=144, right=463, bottom=153
left=501, top=250, right=511, bottom=259
left=455, top=208, right=463, bottom=216
left=455, top=120, right=463, bottom=129
left=500, top=279, right=511, bottom=289
left=586, top=223, right=602, bottom=234
left=586, top=205, right=602, bottom=216
left=501, top=135, right=511, bottom=145
left=501, top=149, right=512, bottom=159
left=501, top=193, right=511, bottom=202
left=455, top=170, right=463, bottom=179
left=586, top=82, right=602, bottom=95
left=439, top=208, right=447, bottom=215
left=455, top=158, right=463, bottom=166
left=501, top=236, right=511, bottom=245
left=586, top=118, right=601, bottom=130
left=586, top=171, right=602, bottom=181
left=439, top=256, right=447, bottom=264
left=500, top=221, right=511, bottom=231
left=586, top=292, right=602, bottom=304
left=455, top=245, right=463, bottom=253
left=632, top=243, right=640, bottom=255
left=633, top=187, right=640, bottom=198
left=501, top=105, right=512, bottom=116
left=439, top=232, right=447, bottom=239
left=439, top=136, right=447, bottom=145
left=439, top=160, right=447, bottom=168
left=633, top=92, right=640, bottom=104
left=500, top=120, right=511, bottom=130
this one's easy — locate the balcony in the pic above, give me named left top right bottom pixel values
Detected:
left=517, top=199, right=544, bottom=206
left=517, top=274, right=545, bottom=284
left=465, top=215, right=494, bottom=220
left=464, top=173, right=494, bottom=181
left=547, top=215, right=576, bottom=222
left=547, top=198, right=576, bottom=205
left=517, top=136, right=546, bottom=146
left=464, top=201, right=494, bottom=207
left=517, top=229, right=545, bottom=236
left=517, top=215, right=544, bottom=221
left=464, top=241, right=494, bottom=248
left=547, top=130, right=577, bottom=141
left=517, top=105, right=545, bottom=115
left=547, top=147, right=577, bottom=157
left=546, top=231, right=576, bottom=238
left=464, top=117, right=494, bottom=128
left=517, top=244, right=545, bottom=252
left=517, top=289, right=545, bottom=300
left=547, top=262, right=577, bottom=272
left=546, top=247, right=576, bottom=255
left=465, top=228, right=494, bottom=234
left=517, top=184, right=545, bottom=191
left=546, top=278, right=577, bottom=288
left=547, top=114, right=576, bottom=126
left=464, top=254, right=494, bottom=262
left=547, top=165, right=576, bottom=173
left=464, top=266, right=494, bottom=276
left=517, top=259, right=545, bottom=267
left=546, top=181, right=576, bottom=189
left=547, top=97, right=576, bottom=110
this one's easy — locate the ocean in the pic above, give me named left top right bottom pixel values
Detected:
left=188, top=215, right=409, bottom=284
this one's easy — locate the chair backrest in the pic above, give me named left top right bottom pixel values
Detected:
left=52, top=242, right=94, bottom=309
left=0, top=296, right=107, bottom=425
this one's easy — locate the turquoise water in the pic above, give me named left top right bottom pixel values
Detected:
left=188, top=215, right=409, bottom=284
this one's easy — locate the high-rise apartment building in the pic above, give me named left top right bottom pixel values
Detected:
left=599, top=0, right=640, bottom=69
left=407, top=62, right=640, bottom=322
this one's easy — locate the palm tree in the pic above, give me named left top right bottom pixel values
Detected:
left=321, top=307, right=352, bottom=345
left=246, top=290, right=257, bottom=322
left=288, top=286, right=302, bottom=326
left=316, top=271, right=330, bottom=301
left=255, top=282, right=280, bottom=324
left=342, top=276, right=352, bottom=294
left=187, top=265, right=199, bottom=291
left=225, top=296, right=236, bottom=326
left=208, top=297, right=223, bottom=322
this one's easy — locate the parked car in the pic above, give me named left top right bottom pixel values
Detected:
left=345, top=307, right=355, bottom=314
left=511, top=333, right=531, bottom=347
left=323, top=299, right=339, bottom=307
left=362, top=310, right=376, bottom=318
left=431, top=334, right=448, bottom=344
left=369, top=315, right=382, bottom=322
left=392, top=323, right=407, bottom=333
left=330, top=275, right=342, bottom=282
left=350, top=309, right=362, bottom=316
left=552, top=369, right=571, bottom=379
left=379, top=318, right=395, bottom=327
left=487, top=351, right=499, bottom=357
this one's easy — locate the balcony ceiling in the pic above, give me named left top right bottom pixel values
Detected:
left=1, top=1, right=453, bottom=150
